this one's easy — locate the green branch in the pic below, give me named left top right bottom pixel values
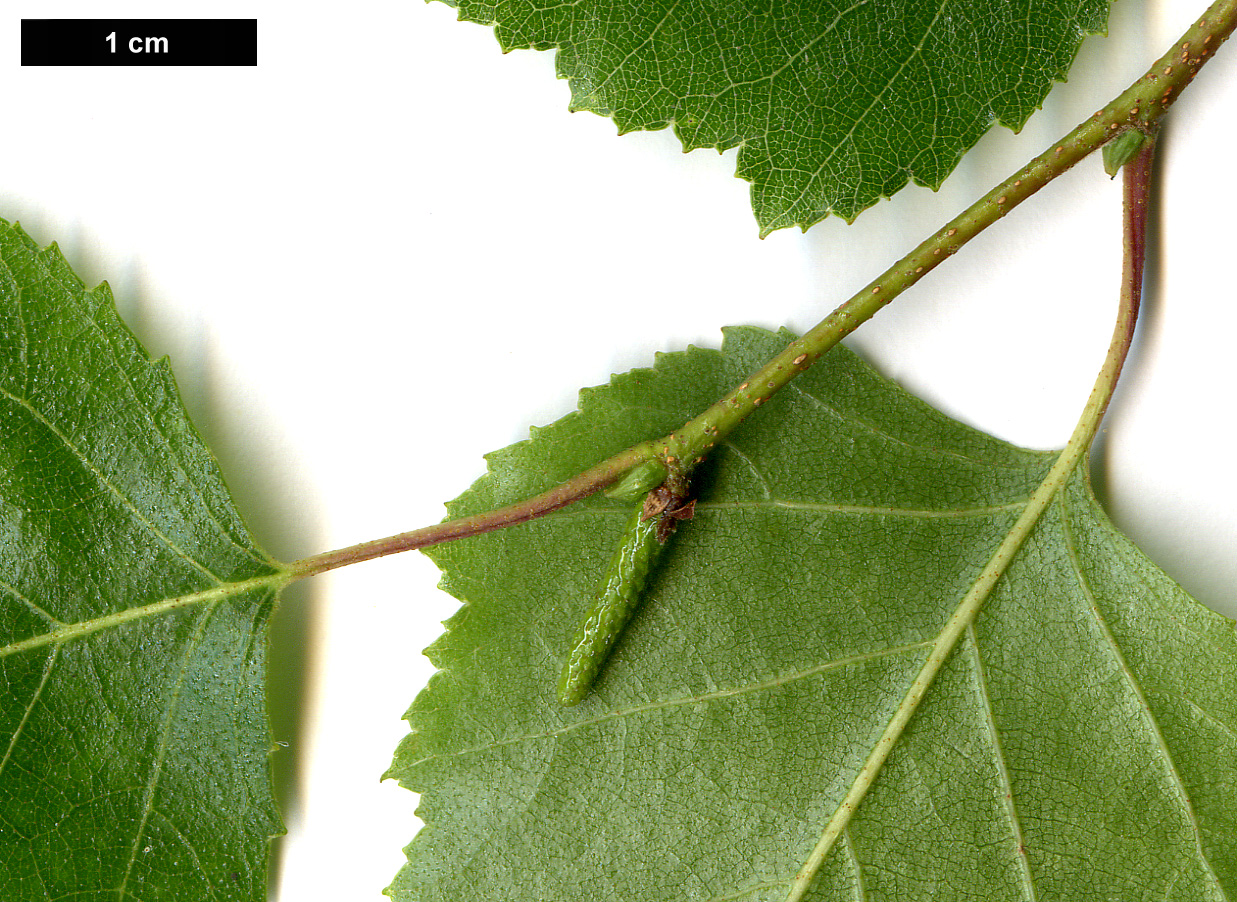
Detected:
left=289, top=0, right=1233, bottom=581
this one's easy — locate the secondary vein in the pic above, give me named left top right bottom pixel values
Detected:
left=695, top=499, right=1027, bottom=518
left=0, top=386, right=223, bottom=585
left=1060, top=493, right=1231, bottom=901
left=783, top=381, right=1047, bottom=475
left=407, top=639, right=934, bottom=768
left=43, top=255, right=274, bottom=573
left=968, top=624, right=1038, bottom=902
left=117, top=604, right=214, bottom=900
left=0, top=647, right=58, bottom=780
left=0, top=575, right=63, bottom=626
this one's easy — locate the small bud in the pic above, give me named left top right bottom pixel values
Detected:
left=605, top=460, right=668, bottom=502
left=1102, top=129, right=1151, bottom=178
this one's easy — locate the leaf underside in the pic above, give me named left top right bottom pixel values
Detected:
left=390, top=327, right=1237, bottom=901
left=0, top=219, right=284, bottom=901
left=443, top=0, right=1111, bottom=232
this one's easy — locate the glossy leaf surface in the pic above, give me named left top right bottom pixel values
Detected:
left=391, top=327, right=1237, bottom=901
left=0, top=219, right=286, bottom=901
left=443, top=0, right=1111, bottom=232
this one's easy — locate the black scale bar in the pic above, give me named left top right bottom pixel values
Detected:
left=22, top=19, right=257, bottom=66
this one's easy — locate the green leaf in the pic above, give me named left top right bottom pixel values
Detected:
left=389, top=327, right=1237, bottom=901
left=443, top=0, right=1111, bottom=232
left=0, top=219, right=287, bottom=901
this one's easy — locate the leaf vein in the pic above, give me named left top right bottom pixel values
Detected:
left=146, top=808, right=224, bottom=902
left=842, top=827, right=868, bottom=902
left=408, top=639, right=934, bottom=768
left=967, top=624, right=1038, bottom=902
left=693, top=1, right=870, bottom=133
left=0, top=573, right=286, bottom=659
left=0, top=576, right=63, bottom=626
left=0, top=386, right=223, bottom=585
left=704, top=877, right=787, bottom=902
left=0, top=646, right=59, bottom=781
left=717, top=440, right=774, bottom=499
left=13, top=281, right=32, bottom=398
left=585, top=0, right=682, bottom=100
left=1059, top=493, right=1230, bottom=901
left=116, top=603, right=216, bottom=900
left=1183, top=696, right=1237, bottom=743
left=784, top=381, right=1040, bottom=473
left=1087, top=505, right=1236, bottom=660
left=697, top=499, right=1027, bottom=518
left=542, top=500, right=1027, bottom=520
left=16, top=240, right=270, bottom=573
left=782, top=0, right=953, bottom=215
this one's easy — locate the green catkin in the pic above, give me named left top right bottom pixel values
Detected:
left=557, top=504, right=666, bottom=706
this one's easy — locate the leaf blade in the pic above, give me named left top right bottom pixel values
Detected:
left=0, top=219, right=286, bottom=901
left=390, top=327, right=1237, bottom=901
left=444, top=0, right=1111, bottom=231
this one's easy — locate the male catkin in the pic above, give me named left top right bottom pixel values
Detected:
left=557, top=505, right=666, bottom=706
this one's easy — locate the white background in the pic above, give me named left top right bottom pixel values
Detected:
left=4, top=1, right=1236, bottom=898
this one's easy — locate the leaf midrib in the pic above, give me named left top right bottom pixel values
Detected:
left=0, top=572, right=288, bottom=658
left=778, top=0, right=953, bottom=219
left=599, top=0, right=869, bottom=127
left=584, top=0, right=682, bottom=101
left=779, top=405, right=1098, bottom=901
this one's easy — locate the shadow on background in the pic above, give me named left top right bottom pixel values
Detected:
left=8, top=207, right=321, bottom=899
